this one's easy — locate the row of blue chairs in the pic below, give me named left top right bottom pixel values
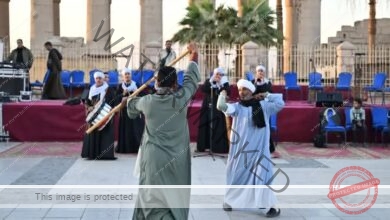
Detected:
left=245, top=71, right=388, bottom=104
left=31, top=69, right=186, bottom=95
left=323, top=107, right=390, bottom=145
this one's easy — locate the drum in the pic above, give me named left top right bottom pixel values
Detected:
left=86, top=100, right=114, bottom=131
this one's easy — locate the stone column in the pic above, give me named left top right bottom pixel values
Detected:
left=31, top=0, right=54, bottom=50
left=53, top=0, right=61, bottom=36
left=337, top=41, right=356, bottom=83
left=283, top=0, right=297, bottom=73
left=296, top=0, right=321, bottom=45
left=242, top=41, right=260, bottom=79
left=0, top=0, right=10, bottom=55
left=86, top=0, right=111, bottom=52
left=140, top=0, right=163, bottom=65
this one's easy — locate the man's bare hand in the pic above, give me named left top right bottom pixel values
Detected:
left=254, top=93, right=267, bottom=100
left=121, top=97, right=128, bottom=107
left=187, top=42, right=198, bottom=62
left=187, top=42, right=197, bottom=54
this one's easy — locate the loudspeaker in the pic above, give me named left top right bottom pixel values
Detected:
left=316, top=92, right=343, bottom=107
left=0, top=77, right=24, bottom=96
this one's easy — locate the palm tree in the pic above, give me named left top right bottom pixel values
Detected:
left=172, top=1, right=222, bottom=74
left=173, top=0, right=281, bottom=77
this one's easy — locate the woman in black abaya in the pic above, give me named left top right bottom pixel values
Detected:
left=115, top=68, right=145, bottom=153
left=196, top=67, right=230, bottom=153
left=81, top=71, right=116, bottom=160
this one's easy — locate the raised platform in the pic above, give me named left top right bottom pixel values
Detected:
left=2, top=84, right=387, bottom=143
left=1, top=98, right=383, bottom=143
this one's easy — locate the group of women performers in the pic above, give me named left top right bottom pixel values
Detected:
left=81, top=68, right=145, bottom=160
left=196, top=65, right=275, bottom=155
left=81, top=64, right=275, bottom=160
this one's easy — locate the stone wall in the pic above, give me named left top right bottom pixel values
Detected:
left=328, top=18, right=390, bottom=45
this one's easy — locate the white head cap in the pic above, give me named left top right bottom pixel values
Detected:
left=121, top=67, right=132, bottom=75
left=93, top=71, right=104, bottom=79
left=256, top=65, right=266, bottom=72
left=213, top=67, right=225, bottom=75
left=237, top=79, right=256, bottom=93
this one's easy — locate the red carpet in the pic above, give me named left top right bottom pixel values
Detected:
left=1, top=85, right=385, bottom=143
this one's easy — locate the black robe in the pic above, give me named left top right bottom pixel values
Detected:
left=252, top=79, right=276, bottom=153
left=42, top=48, right=66, bottom=100
left=196, top=79, right=230, bottom=153
left=81, top=87, right=116, bottom=160
left=115, top=82, right=145, bottom=153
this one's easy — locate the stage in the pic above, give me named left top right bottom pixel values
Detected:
left=1, top=85, right=385, bottom=143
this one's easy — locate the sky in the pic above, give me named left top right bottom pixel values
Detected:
left=7, top=0, right=390, bottom=50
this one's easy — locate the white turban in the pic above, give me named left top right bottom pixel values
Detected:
left=121, top=67, right=132, bottom=75
left=213, top=67, right=225, bottom=75
left=237, top=79, right=255, bottom=93
left=256, top=65, right=266, bottom=72
left=93, top=71, right=104, bottom=79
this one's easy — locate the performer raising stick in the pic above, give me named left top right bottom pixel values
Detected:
left=81, top=71, right=116, bottom=160
left=217, top=79, right=284, bottom=218
left=125, top=43, right=200, bottom=220
left=115, top=68, right=145, bottom=153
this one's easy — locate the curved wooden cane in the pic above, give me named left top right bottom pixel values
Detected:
left=86, top=50, right=190, bottom=134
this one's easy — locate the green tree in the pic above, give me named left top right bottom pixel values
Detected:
left=172, top=0, right=282, bottom=77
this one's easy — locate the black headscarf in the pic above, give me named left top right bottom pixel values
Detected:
left=239, top=98, right=266, bottom=128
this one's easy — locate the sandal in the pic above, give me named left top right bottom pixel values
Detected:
left=266, top=208, right=281, bottom=218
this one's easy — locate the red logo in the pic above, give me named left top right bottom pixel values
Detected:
left=328, top=166, right=380, bottom=215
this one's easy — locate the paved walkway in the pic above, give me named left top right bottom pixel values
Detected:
left=0, top=142, right=389, bottom=220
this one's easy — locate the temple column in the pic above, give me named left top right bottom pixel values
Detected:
left=283, top=0, right=297, bottom=73
left=86, top=0, right=111, bottom=52
left=31, top=0, right=54, bottom=50
left=53, top=0, right=60, bottom=36
left=0, top=0, right=10, bottom=54
left=297, top=0, right=321, bottom=45
left=139, top=0, right=163, bottom=68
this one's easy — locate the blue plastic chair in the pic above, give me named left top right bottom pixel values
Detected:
left=107, top=70, right=119, bottom=87
left=284, top=72, right=302, bottom=100
left=364, top=72, right=387, bottom=104
left=30, top=70, right=50, bottom=88
left=323, top=109, right=346, bottom=145
left=177, top=70, right=184, bottom=88
left=61, top=70, right=72, bottom=97
left=308, top=72, right=324, bottom=101
left=370, top=107, right=388, bottom=142
left=270, top=114, right=278, bottom=145
left=89, top=69, right=103, bottom=86
left=344, top=107, right=352, bottom=132
left=131, top=70, right=142, bottom=86
left=335, top=72, right=352, bottom=100
left=142, top=70, right=155, bottom=88
left=70, top=70, right=85, bottom=88
left=245, top=71, right=255, bottom=81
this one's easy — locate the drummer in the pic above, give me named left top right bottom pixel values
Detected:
left=81, top=71, right=117, bottom=160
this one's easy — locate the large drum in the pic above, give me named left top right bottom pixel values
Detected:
left=86, top=100, right=114, bottom=131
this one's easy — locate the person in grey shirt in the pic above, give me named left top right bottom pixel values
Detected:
left=159, top=40, right=176, bottom=68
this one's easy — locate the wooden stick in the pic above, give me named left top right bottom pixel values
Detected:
left=226, top=116, right=231, bottom=143
left=85, top=50, right=190, bottom=134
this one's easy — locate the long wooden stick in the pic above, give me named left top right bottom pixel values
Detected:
left=226, top=116, right=231, bottom=143
left=86, top=50, right=190, bottom=134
